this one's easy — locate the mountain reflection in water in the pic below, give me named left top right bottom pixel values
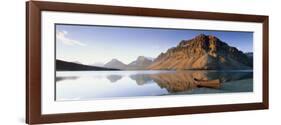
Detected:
left=106, top=75, right=123, bottom=83
left=129, top=71, right=252, bottom=93
left=56, top=70, right=253, bottom=101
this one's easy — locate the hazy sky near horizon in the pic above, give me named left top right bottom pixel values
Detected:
left=56, top=24, right=253, bottom=65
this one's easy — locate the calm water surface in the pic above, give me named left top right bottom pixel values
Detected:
left=56, top=70, right=253, bottom=101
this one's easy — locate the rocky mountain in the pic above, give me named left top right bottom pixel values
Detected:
left=56, top=59, right=119, bottom=71
left=104, top=59, right=127, bottom=69
left=147, top=34, right=252, bottom=70
left=245, top=52, right=253, bottom=67
left=245, top=52, right=253, bottom=57
left=127, top=56, right=153, bottom=70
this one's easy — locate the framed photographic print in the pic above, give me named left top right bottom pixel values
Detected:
left=26, top=1, right=269, bottom=124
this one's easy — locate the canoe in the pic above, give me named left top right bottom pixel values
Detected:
left=194, top=78, right=221, bottom=88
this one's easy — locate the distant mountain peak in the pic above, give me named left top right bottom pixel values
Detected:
left=127, top=56, right=153, bottom=70
left=104, top=58, right=126, bottom=69
left=137, top=56, right=146, bottom=60
left=136, top=56, right=153, bottom=61
left=110, top=58, right=121, bottom=62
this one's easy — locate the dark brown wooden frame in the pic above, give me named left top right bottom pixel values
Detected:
left=26, top=1, right=269, bottom=124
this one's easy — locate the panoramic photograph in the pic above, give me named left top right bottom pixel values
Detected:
left=55, top=24, right=253, bottom=101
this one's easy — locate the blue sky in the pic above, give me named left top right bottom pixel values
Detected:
left=56, top=24, right=253, bottom=65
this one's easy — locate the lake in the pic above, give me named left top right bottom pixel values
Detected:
left=56, top=70, right=253, bottom=101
